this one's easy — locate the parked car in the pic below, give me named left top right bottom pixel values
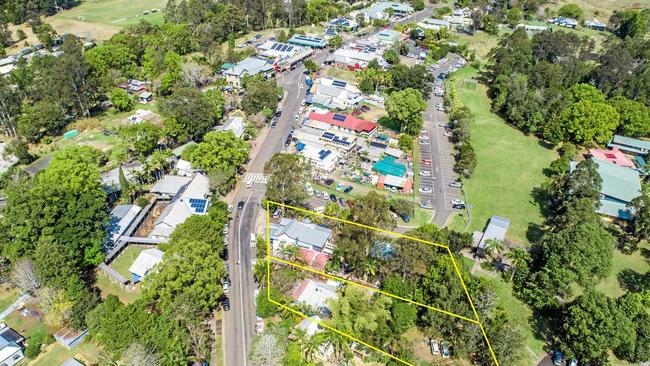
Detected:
left=238, top=200, right=245, bottom=209
left=400, top=213, right=410, bottom=223
left=420, top=140, right=429, bottom=145
left=329, top=194, right=337, bottom=202
left=346, top=199, right=354, bottom=207
left=324, top=178, right=334, bottom=185
left=440, top=342, right=450, bottom=358
left=223, top=248, right=229, bottom=260
left=391, top=212, right=399, bottom=220
left=439, top=123, right=449, bottom=127
left=429, top=339, right=440, bottom=355
left=314, top=190, right=321, bottom=198
left=567, top=359, right=578, bottom=366
left=223, top=278, right=231, bottom=293
left=272, top=208, right=281, bottom=218
left=223, top=224, right=229, bottom=235
left=222, top=297, right=231, bottom=311
left=419, top=134, right=429, bottom=140
left=449, top=181, right=462, bottom=188
left=343, top=186, right=353, bottom=193
left=419, top=187, right=432, bottom=194
left=451, top=199, right=465, bottom=206
left=420, top=200, right=433, bottom=209
left=335, top=183, right=344, bottom=191
left=338, top=197, right=346, bottom=206
left=419, top=170, right=431, bottom=177
left=552, top=351, right=564, bottom=366
left=420, top=159, right=432, bottom=165
left=452, top=203, right=465, bottom=209
left=360, top=105, right=370, bottom=112
left=285, top=136, right=292, bottom=146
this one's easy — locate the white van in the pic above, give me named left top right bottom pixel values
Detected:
left=250, top=234, right=256, bottom=247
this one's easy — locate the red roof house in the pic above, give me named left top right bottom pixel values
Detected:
left=589, top=147, right=635, bottom=168
left=307, top=111, right=377, bottom=134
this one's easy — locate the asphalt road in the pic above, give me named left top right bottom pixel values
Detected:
left=222, top=5, right=443, bottom=365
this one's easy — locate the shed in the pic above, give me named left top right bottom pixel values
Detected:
left=54, top=328, right=88, bottom=350
left=61, top=358, right=85, bottom=366
left=477, top=216, right=510, bottom=250
left=608, top=135, right=650, bottom=155
left=139, top=92, right=153, bottom=104
left=129, top=248, right=164, bottom=283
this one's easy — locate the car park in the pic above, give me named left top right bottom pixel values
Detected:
left=419, top=171, right=431, bottom=177
left=343, top=186, right=353, bottom=193
left=329, top=194, right=337, bottom=202
left=419, top=187, right=432, bottom=193
left=429, top=339, right=440, bottom=355
left=222, top=297, right=231, bottom=311
left=449, top=181, right=462, bottom=188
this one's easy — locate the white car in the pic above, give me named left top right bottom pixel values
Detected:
left=228, top=204, right=233, bottom=212
left=451, top=199, right=465, bottom=206
left=443, top=132, right=453, bottom=137
left=251, top=258, right=257, bottom=267
left=429, top=339, right=440, bottom=355
left=449, top=181, right=462, bottom=188
left=419, top=187, right=432, bottom=193
left=420, top=200, right=433, bottom=209
left=223, top=279, right=231, bottom=293
left=223, top=224, right=229, bottom=235
left=420, top=140, right=429, bottom=145
left=439, top=123, right=449, bottom=127
left=419, top=171, right=431, bottom=177
left=419, top=135, right=429, bottom=140
left=250, top=234, right=257, bottom=247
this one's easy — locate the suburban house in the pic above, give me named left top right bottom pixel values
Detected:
left=585, top=19, right=607, bottom=31
left=288, top=35, right=328, bottom=48
left=327, top=18, right=359, bottom=31
left=309, top=78, right=363, bottom=110
left=589, top=147, right=635, bottom=168
left=547, top=16, right=578, bottom=28
left=369, top=29, right=403, bottom=46
left=174, top=159, right=195, bottom=177
left=475, top=216, right=511, bottom=251
left=150, top=174, right=210, bottom=240
left=356, top=1, right=414, bottom=21
left=256, top=41, right=313, bottom=70
left=222, top=56, right=274, bottom=87
left=129, top=248, right=164, bottom=283
left=328, top=48, right=381, bottom=70
left=307, top=111, right=377, bottom=135
left=107, top=204, right=142, bottom=244
left=418, top=18, right=450, bottom=30
left=138, top=91, right=153, bottom=104
left=297, top=316, right=323, bottom=336
left=291, top=279, right=340, bottom=315
left=571, top=158, right=642, bottom=220
left=0, top=326, right=24, bottom=366
left=271, top=218, right=334, bottom=254
left=217, top=116, right=246, bottom=138
left=608, top=135, right=650, bottom=156
left=295, top=124, right=357, bottom=154
left=117, top=79, right=148, bottom=94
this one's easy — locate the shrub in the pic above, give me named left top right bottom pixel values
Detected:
left=110, top=88, right=134, bottom=112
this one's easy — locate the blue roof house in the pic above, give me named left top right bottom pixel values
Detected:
left=288, top=35, right=328, bottom=48
left=608, top=135, right=650, bottom=156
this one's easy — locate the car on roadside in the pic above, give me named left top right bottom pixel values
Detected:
left=419, top=187, right=432, bottom=193
left=222, top=248, right=229, bottom=260
left=419, top=140, right=429, bottom=145
left=552, top=351, right=564, bottom=366
left=238, top=200, right=245, bottom=209
left=452, top=203, right=465, bottom=209
left=449, top=181, right=462, bottom=188
left=223, top=224, right=229, bottom=235
left=419, top=171, right=431, bottom=177
left=329, top=194, right=337, bottom=202
left=324, top=178, right=334, bottom=186
left=222, top=297, right=231, bottom=311
left=438, top=123, right=449, bottom=128
left=400, top=213, right=410, bottom=223
left=391, top=212, right=399, bottom=221
left=223, top=278, right=231, bottom=293
left=420, top=159, right=432, bottom=165
left=228, top=204, right=233, bottom=212
left=419, top=134, right=429, bottom=140
left=338, top=197, right=346, bottom=206
left=567, top=359, right=578, bottom=366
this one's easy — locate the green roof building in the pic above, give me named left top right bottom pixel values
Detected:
left=608, top=135, right=650, bottom=155
left=571, top=158, right=642, bottom=220
left=373, top=156, right=406, bottom=177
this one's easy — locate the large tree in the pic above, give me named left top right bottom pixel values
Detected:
left=385, top=88, right=427, bottom=136
left=160, top=87, right=217, bottom=142
left=181, top=130, right=249, bottom=174
left=119, top=122, right=161, bottom=157
left=264, top=153, right=312, bottom=207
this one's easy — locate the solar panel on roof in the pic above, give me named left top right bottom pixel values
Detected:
left=287, top=46, right=293, bottom=52
left=271, top=43, right=280, bottom=50
left=322, top=132, right=335, bottom=140
left=189, top=198, right=208, bottom=213
left=321, top=150, right=332, bottom=160
left=282, top=45, right=290, bottom=52
left=332, top=114, right=347, bottom=122
left=332, top=80, right=347, bottom=88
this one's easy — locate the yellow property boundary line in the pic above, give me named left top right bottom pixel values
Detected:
left=265, top=200, right=500, bottom=366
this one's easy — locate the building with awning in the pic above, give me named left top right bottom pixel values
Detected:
left=373, top=156, right=406, bottom=177
left=608, top=135, right=650, bottom=156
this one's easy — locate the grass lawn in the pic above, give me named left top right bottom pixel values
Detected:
left=31, top=340, right=102, bottom=366
left=95, top=271, right=141, bottom=304
left=359, top=103, right=387, bottom=122
left=324, top=66, right=358, bottom=85
left=54, top=0, right=167, bottom=27
left=449, top=67, right=557, bottom=245
left=110, top=245, right=148, bottom=278
left=0, top=284, right=19, bottom=312
left=4, top=311, right=51, bottom=345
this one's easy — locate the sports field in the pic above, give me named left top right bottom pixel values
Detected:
left=54, top=0, right=166, bottom=27
left=449, top=67, right=557, bottom=245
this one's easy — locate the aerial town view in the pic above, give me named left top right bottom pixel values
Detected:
left=0, top=0, right=648, bottom=365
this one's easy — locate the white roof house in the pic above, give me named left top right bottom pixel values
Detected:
left=297, top=316, right=323, bottom=336
left=150, top=174, right=210, bottom=240
left=150, top=175, right=193, bottom=196
left=292, top=279, right=339, bottom=314
left=271, top=218, right=333, bottom=253
left=128, top=248, right=164, bottom=282
left=0, top=326, right=24, bottom=366
left=217, top=116, right=246, bottom=138
left=329, top=48, right=382, bottom=69
left=297, top=142, right=340, bottom=172
left=256, top=41, right=313, bottom=66
left=311, top=78, right=362, bottom=110
left=175, top=159, right=195, bottom=177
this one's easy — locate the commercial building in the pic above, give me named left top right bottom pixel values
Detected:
left=369, top=29, right=403, bottom=46
left=307, top=111, right=377, bottom=135
left=296, top=141, right=340, bottom=172
left=327, top=18, right=359, bottom=31
left=589, top=147, right=635, bottom=168
left=222, top=56, right=274, bottom=87
left=288, top=35, right=328, bottom=48
left=256, top=40, right=313, bottom=70
left=309, top=78, right=363, bottom=110
left=328, top=48, right=381, bottom=70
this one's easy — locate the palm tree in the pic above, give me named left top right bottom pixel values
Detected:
left=302, top=332, right=324, bottom=362
left=484, top=238, right=504, bottom=262
left=316, top=330, right=351, bottom=363
left=363, top=259, right=377, bottom=282
left=505, top=247, right=530, bottom=281
left=279, top=244, right=299, bottom=261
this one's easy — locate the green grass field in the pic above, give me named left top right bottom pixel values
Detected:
left=0, top=285, right=19, bottom=312
left=54, top=0, right=167, bottom=27
left=324, top=67, right=359, bottom=85
left=449, top=67, right=557, bottom=245
left=110, top=245, right=148, bottom=278
left=32, top=340, right=102, bottom=366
